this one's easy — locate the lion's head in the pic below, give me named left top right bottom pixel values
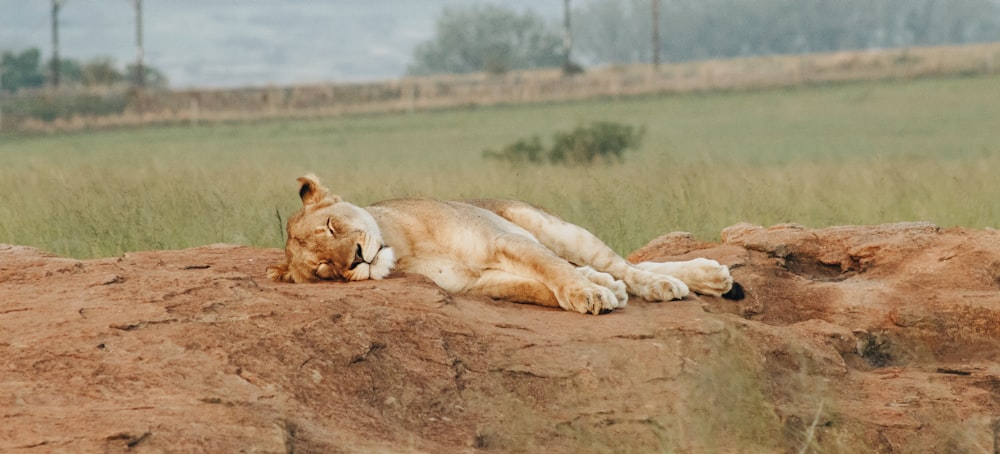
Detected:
left=266, top=174, right=395, bottom=283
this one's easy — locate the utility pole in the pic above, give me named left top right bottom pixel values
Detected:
left=1, top=67, right=4, bottom=133
left=51, top=0, right=66, bottom=88
left=131, top=0, right=144, bottom=88
left=651, top=0, right=660, bottom=70
left=562, top=0, right=572, bottom=73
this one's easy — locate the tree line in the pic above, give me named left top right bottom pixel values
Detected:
left=409, top=0, right=1000, bottom=76
left=5, top=1, right=998, bottom=92
left=1, top=48, right=166, bottom=93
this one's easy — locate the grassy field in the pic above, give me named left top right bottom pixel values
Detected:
left=1, top=74, right=999, bottom=259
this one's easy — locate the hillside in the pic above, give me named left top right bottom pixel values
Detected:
left=2, top=222, right=998, bottom=452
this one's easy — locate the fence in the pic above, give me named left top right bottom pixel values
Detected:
left=2, top=42, right=998, bottom=133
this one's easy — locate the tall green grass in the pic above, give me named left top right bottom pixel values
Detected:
left=1, top=74, right=999, bottom=259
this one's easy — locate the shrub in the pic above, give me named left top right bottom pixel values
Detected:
left=549, top=122, right=645, bottom=165
left=484, top=121, right=645, bottom=166
left=482, top=136, right=545, bottom=164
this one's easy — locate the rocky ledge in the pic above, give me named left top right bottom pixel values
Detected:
left=2, top=222, right=998, bottom=452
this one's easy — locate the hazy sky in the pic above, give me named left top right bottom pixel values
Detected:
left=0, top=0, right=563, bottom=88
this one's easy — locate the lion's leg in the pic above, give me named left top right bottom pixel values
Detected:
left=490, top=234, right=624, bottom=314
left=479, top=201, right=689, bottom=301
left=463, top=271, right=560, bottom=307
left=466, top=268, right=627, bottom=309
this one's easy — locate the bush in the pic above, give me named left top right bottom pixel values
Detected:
left=484, top=121, right=645, bottom=166
left=482, top=136, right=545, bottom=164
left=549, top=122, right=645, bottom=164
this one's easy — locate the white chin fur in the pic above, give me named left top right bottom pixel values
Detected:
left=346, top=246, right=396, bottom=281
left=369, top=247, right=395, bottom=280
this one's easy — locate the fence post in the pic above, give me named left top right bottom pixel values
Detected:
left=0, top=69, right=4, bottom=133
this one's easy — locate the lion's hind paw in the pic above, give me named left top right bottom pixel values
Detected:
left=626, top=270, right=690, bottom=302
left=636, top=258, right=733, bottom=297
left=577, top=266, right=628, bottom=307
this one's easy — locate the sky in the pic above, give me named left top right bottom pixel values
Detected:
left=0, top=0, right=564, bottom=89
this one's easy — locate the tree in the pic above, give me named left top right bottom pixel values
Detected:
left=45, top=57, right=84, bottom=86
left=572, top=0, right=1000, bottom=66
left=1, top=48, right=45, bottom=92
left=571, top=0, right=648, bottom=64
left=80, top=58, right=123, bottom=86
left=126, top=63, right=167, bottom=89
left=408, top=5, right=563, bottom=76
left=2, top=48, right=167, bottom=92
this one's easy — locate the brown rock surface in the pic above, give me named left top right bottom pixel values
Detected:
left=3, top=223, right=999, bottom=452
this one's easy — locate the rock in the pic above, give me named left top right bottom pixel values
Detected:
left=2, top=223, right=999, bottom=452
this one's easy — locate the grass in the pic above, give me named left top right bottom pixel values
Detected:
left=1, top=73, right=999, bottom=259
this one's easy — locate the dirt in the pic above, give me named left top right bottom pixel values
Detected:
left=2, top=222, right=999, bottom=452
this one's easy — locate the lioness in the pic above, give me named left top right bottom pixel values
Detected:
left=267, top=174, right=739, bottom=315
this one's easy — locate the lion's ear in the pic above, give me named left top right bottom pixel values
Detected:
left=296, top=174, right=341, bottom=206
left=266, top=263, right=293, bottom=282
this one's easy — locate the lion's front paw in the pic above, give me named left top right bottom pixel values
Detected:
left=627, top=271, right=689, bottom=302
left=577, top=266, right=628, bottom=307
left=636, top=258, right=733, bottom=297
left=557, top=283, right=623, bottom=315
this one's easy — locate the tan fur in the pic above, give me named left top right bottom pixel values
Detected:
left=267, top=174, right=734, bottom=315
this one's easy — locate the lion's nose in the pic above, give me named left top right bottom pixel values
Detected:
left=349, top=244, right=365, bottom=270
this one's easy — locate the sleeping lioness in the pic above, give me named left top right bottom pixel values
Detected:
left=267, top=174, right=738, bottom=315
